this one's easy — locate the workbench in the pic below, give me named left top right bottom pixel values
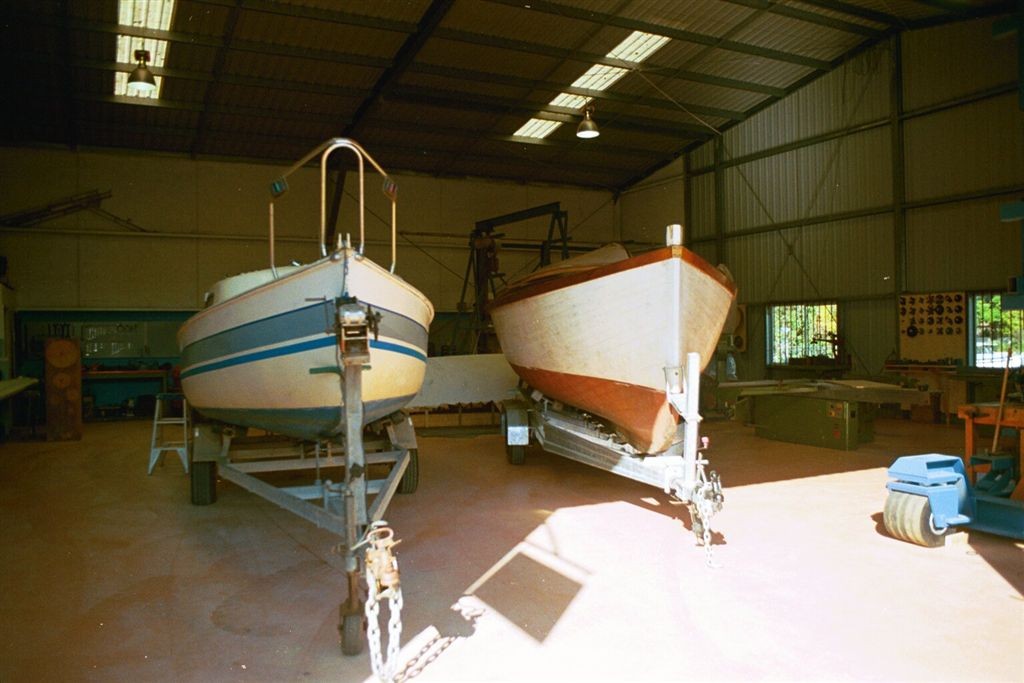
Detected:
left=82, top=369, right=169, bottom=393
left=883, top=362, right=969, bottom=422
left=957, top=402, right=1024, bottom=491
left=0, top=377, right=39, bottom=439
left=720, top=379, right=929, bottom=451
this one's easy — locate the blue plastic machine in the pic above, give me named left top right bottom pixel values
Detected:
left=884, top=453, right=1024, bottom=546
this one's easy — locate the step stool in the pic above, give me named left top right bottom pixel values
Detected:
left=148, top=392, right=189, bottom=475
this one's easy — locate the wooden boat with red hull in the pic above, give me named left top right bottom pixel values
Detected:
left=488, top=228, right=737, bottom=454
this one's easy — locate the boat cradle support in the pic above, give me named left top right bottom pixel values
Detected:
left=500, top=352, right=724, bottom=560
left=189, top=301, right=415, bottom=667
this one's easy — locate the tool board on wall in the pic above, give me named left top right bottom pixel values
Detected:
left=898, top=291, right=966, bottom=362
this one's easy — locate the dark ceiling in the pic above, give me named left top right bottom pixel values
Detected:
left=2, top=0, right=1014, bottom=192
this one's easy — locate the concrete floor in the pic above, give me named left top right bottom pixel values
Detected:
left=1, top=417, right=1021, bottom=682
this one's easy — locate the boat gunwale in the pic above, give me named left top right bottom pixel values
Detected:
left=179, top=249, right=434, bottom=347
left=487, top=245, right=736, bottom=312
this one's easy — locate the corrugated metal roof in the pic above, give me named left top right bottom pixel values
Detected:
left=622, top=0, right=757, bottom=38
left=3, top=0, right=1012, bottom=190
left=443, top=1, right=598, bottom=49
left=787, top=0, right=890, bottom=32
left=729, top=13, right=863, bottom=62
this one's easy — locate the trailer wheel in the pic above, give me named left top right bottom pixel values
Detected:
left=883, top=490, right=945, bottom=547
left=340, top=611, right=364, bottom=656
left=190, top=461, right=217, bottom=505
left=398, top=448, right=419, bottom=494
left=506, top=444, right=525, bottom=466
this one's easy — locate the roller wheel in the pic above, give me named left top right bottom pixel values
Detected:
left=398, top=448, right=419, bottom=494
left=190, top=460, right=217, bottom=506
left=883, top=491, right=945, bottom=547
left=340, top=611, right=364, bottom=656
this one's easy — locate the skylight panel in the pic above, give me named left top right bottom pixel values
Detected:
left=571, top=65, right=629, bottom=93
left=512, top=30, right=668, bottom=140
left=549, top=93, right=590, bottom=110
left=115, top=0, right=175, bottom=100
left=607, top=31, right=670, bottom=64
left=514, top=119, right=563, bottom=139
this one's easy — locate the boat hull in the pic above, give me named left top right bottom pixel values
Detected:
left=490, top=245, right=735, bottom=454
left=178, top=250, right=433, bottom=442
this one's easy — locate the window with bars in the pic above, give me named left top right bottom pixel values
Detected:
left=970, top=293, right=1024, bottom=368
left=767, top=303, right=839, bottom=365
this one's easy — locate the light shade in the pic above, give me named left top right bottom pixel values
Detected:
left=127, top=49, right=157, bottom=93
left=576, top=106, right=600, bottom=139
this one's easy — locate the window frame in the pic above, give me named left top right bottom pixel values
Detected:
left=968, top=291, right=1024, bottom=369
left=766, top=301, right=840, bottom=367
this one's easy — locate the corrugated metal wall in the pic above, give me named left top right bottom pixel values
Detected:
left=720, top=126, right=892, bottom=232
left=725, top=214, right=895, bottom=301
left=906, top=192, right=1022, bottom=292
left=683, top=16, right=1022, bottom=378
left=720, top=47, right=891, bottom=158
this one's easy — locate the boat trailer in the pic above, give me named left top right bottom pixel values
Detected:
left=189, top=301, right=412, bottom=679
left=499, top=352, right=725, bottom=565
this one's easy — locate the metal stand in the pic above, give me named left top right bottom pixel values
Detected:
left=500, top=351, right=724, bottom=565
left=148, top=392, right=189, bottom=475
left=189, top=300, right=414, bottom=675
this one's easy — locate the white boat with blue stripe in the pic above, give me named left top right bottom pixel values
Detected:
left=178, top=139, right=434, bottom=442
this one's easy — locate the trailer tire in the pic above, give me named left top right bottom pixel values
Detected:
left=398, top=448, right=419, bottom=494
left=340, top=611, right=364, bottom=656
left=506, top=444, right=525, bottom=466
left=190, top=460, right=217, bottom=506
left=883, top=490, right=944, bottom=547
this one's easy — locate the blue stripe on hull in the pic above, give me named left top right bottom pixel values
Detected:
left=182, top=299, right=428, bottom=370
left=180, top=336, right=425, bottom=380
left=194, top=394, right=415, bottom=442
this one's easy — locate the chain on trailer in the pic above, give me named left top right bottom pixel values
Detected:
left=363, top=522, right=404, bottom=682
left=689, top=470, right=724, bottom=568
left=667, top=353, right=726, bottom=569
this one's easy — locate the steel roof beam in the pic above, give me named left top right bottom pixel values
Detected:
left=483, top=0, right=832, bottom=70
left=24, top=15, right=393, bottom=69
left=17, top=118, right=620, bottom=188
left=723, top=0, right=886, bottom=36
left=77, top=93, right=348, bottom=123
left=16, top=82, right=675, bottom=158
left=332, top=0, right=455, bottom=241
left=61, top=57, right=371, bottom=98
left=431, top=27, right=787, bottom=97
left=364, top=119, right=671, bottom=157
left=342, top=0, right=453, bottom=139
left=194, top=0, right=417, bottom=34
left=25, top=12, right=784, bottom=99
left=59, top=0, right=77, bottom=148
left=407, top=63, right=748, bottom=121
left=191, top=0, right=243, bottom=158
left=794, top=0, right=904, bottom=27
left=389, top=84, right=716, bottom=139
left=199, top=2, right=792, bottom=98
